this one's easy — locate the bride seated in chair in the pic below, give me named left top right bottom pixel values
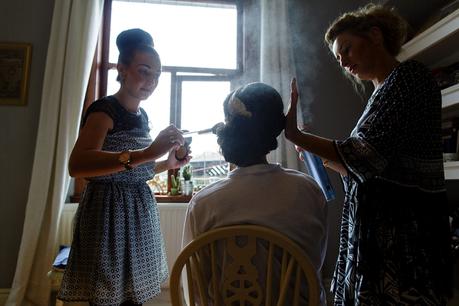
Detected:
left=177, top=82, right=328, bottom=306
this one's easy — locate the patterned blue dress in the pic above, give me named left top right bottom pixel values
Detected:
left=58, top=96, right=168, bottom=305
left=331, top=61, right=452, bottom=305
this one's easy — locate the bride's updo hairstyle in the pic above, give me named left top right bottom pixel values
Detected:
left=116, top=28, right=160, bottom=81
left=217, top=82, right=286, bottom=167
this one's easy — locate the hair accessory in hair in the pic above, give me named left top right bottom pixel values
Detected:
left=228, top=93, right=252, bottom=119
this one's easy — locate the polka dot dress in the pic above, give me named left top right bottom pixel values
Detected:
left=57, top=97, right=168, bottom=305
left=331, top=61, right=452, bottom=305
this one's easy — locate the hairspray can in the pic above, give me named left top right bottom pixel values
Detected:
left=302, top=151, right=336, bottom=202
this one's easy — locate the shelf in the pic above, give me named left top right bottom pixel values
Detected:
left=445, top=161, right=459, bottom=180
left=393, top=6, right=459, bottom=181
left=442, top=83, right=459, bottom=109
left=398, top=7, right=459, bottom=62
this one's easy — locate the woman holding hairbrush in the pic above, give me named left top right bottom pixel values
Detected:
left=58, top=28, right=190, bottom=306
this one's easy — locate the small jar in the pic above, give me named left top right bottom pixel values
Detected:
left=183, top=180, right=194, bottom=196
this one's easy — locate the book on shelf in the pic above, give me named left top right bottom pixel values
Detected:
left=442, top=119, right=459, bottom=159
left=431, top=62, right=459, bottom=90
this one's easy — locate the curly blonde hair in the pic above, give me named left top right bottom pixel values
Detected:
left=324, top=3, right=408, bottom=56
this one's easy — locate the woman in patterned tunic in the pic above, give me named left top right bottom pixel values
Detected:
left=57, top=29, right=190, bottom=306
left=285, top=4, right=452, bottom=306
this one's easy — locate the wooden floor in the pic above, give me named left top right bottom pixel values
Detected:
left=144, top=289, right=171, bottom=306
left=49, top=286, right=459, bottom=306
left=54, top=289, right=172, bottom=306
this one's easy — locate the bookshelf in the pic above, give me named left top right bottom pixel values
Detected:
left=442, top=83, right=459, bottom=109
left=397, top=7, right=459, bottom=180
left=397, top=8, right=459, bottom=64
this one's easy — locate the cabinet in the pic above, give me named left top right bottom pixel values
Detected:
left=397, top=7, right=459, bottom=179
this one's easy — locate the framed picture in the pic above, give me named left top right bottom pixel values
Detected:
left=0, top=43, right=32, bottom=106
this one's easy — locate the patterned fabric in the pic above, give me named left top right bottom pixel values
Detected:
left=57, top=96, right=168, bottom=305
left=331, top=61, right=452, bottom=305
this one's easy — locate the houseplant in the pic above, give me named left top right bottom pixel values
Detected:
left=182, top=165, right=193, bottom=196
left=170, top=173, right=180, bottom=196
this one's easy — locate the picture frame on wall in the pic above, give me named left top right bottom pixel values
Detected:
left=0, top=43, right=32, bottom=106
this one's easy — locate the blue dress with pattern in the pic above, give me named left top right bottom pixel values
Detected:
left=58, top=96, right=168, bottom=305
left=331, top=61, right=452, bottom=306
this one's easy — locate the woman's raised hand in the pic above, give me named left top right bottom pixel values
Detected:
left=285, top=77, right=301, bottom=142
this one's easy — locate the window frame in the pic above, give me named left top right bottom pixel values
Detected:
left=100, top=0, right=243, bottom=99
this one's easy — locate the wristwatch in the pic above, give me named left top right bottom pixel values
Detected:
left=118, top=150, right=133, bottom=170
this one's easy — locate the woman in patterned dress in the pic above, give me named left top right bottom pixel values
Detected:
left=57, top=29, right=190, bottom=306
left=285, top=4, right=452, bottom=306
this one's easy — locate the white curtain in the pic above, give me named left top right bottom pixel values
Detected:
left=6, top=1, right=104, bottom=305
left=260, top=0, right=302, bottom=170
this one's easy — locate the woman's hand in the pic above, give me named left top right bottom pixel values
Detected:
left=145, top=125, right=184, bottom=160
left=166, top=145, right=192, bottom=170
left=153, top=146, right=192, bottom=174
left=295, top=145, right=306, bottom=161
left=285, top=78, right=302, bottom=143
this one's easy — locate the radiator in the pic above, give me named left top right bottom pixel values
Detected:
left=58, top=202, right=188, bottom=287
left=58, top=204, right=79, bottom=246
left=157, top=203, right=188, bottom=282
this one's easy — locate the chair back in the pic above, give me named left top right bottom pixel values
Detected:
left=170, top=225, right=320, bottom=306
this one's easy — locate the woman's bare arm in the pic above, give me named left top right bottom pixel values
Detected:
left=69, top=112, right=180, bottom=178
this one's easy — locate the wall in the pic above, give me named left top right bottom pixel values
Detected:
left=0, top=0, right=55, bottom=287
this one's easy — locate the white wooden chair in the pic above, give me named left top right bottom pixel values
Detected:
left=170, top=225, right=320, bottom=306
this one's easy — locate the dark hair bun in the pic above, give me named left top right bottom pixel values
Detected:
left=237, top=82, right=285, bottom=137
left=116, top=28, right=154, bottom=53
left=217, top=82, right=286, bottom=166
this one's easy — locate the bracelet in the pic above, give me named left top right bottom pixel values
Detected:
left=118, top=150, right=133, bottom=170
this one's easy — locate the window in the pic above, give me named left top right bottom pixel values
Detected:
left=102, top=0, right=242, bottom=199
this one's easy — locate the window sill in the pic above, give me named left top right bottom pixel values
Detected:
left=155, top=194, right=192, bottom=203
